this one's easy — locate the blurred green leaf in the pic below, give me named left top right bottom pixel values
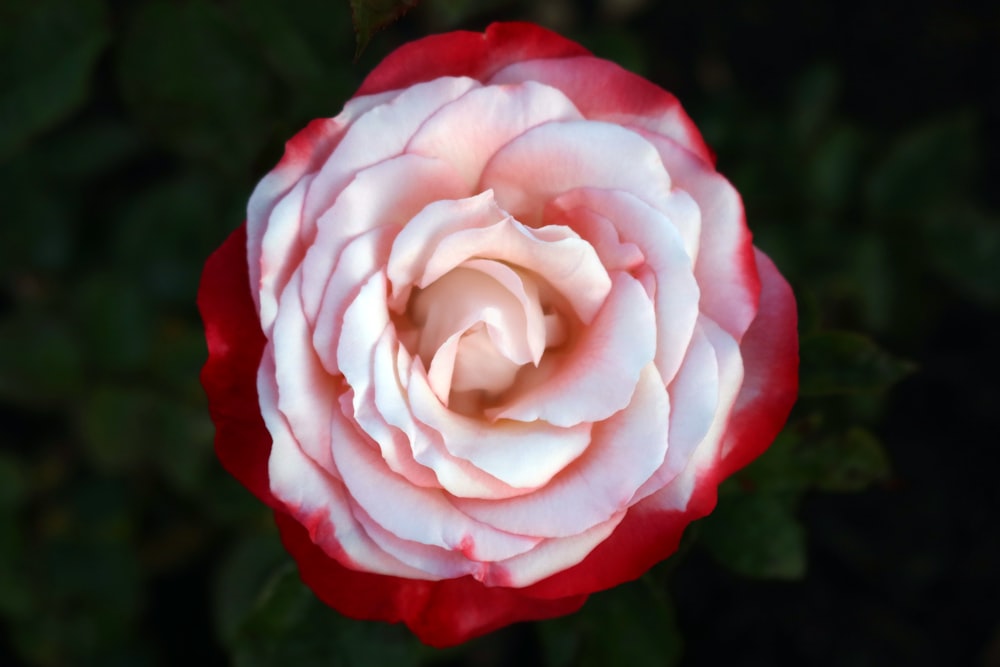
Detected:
left=227, top=562, right=428, bottom=667
left=742, top=424, right=892, bottom=496
left=0, top=453, right=31, bottom=617
left=799, top=331, right=915, bottom=396
left=350, top=0, right=420, bottom=57
left=866, top=112, right=979, bottom=218
left=234, top=0, right=326, bottom=89
left=0, top=312, right=84, bottom=405
left=0, top=452, right=28, bottom=509
left=700, top=492, right=807, bottom=580
left=0, top=168, right=76, bottom=273
left=803, top=123, right=865, bottom=212
left=809, top=428, right=892, bottom=493
left=0, top=0, right=109, bottom=159
left=213, top=534, right=288, bottom=645
left=538, top=577, right=682, bottom=667
left=11, top=479, right=142, bottom=665
left=78, top=387, right=151, bottom=472
left=77, top=384, right=213, bottom=488
left=117, top=0, right=274, bottom=169
left=112, top=173, right=228, bottom=304
left=73, top=273, right=156, bottom=373
left=789, top=63, right=841, bottom=145
left=33, top=120, right=146, bottom=180
left=920, top=203, right=1000, bottom=304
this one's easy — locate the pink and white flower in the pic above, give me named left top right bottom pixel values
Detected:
left=199, top=22, right=798, bottom=647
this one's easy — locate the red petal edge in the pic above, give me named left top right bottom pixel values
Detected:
left=355, top=22, right=590, bottom=97
left=198, top=224, right=275, bottom=508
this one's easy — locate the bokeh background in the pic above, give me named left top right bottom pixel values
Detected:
left=2, top=0, right=998, bottom=665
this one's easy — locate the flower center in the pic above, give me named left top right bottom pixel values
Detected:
left=403, top=261, right=568, bottom=414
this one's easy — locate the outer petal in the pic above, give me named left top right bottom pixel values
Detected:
left=519, top=248, right=797, bottom=600
left=276, top=510, right=587, bottom=648
left=489, top=55, right=713, bottom=164
left=717, top=249, right=799, bottom=472
left=355, top=22, right=590, bottom=97
left=638, top=130, right=761, bottom=341
left=198, top=225, right=274, bottom=506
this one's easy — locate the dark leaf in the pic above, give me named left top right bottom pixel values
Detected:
left=700, top=492, right=807, bottom=580
left=799, top=331, right=915, bottom=396
left=350, top=0, right=420, bottom=57
left=865, top=112, right=979, bottom=218
left=227, top=562, right=430, bottom=666
left=538, top=577, right=682, bottom=667
left=0, top=0, right=109, bottom=159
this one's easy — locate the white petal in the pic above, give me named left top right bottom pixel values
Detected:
left=301, top=77, right=481, bottom=238
left=300, top=153, right=469, bottom=322
left=487, top=273, right=656, bottom=427
left=545, top=187, right=701, bottom=383
left=638, top=130, right=761, bottom=341
left=407, top=369, right=594, bottom=490
left=407, top=80, right=584, bottom=187
left=454, top=364, right=669, bottom=538
left=480, top=120, right=672, bottom=227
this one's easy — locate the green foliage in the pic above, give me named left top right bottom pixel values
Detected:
left=222, top=559, right=431, bottom=667
left=0, top=0, right=110, bottom=159
left=700, top=491, right=807, bottom=580
left=538, top=577, right=683, bottom=667
left=800, top=331, right=916, bottom=396
left=351, top=0, right=421, bottom=57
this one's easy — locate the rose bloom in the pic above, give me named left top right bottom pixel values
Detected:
left=199, top=22, right=798, bottom=647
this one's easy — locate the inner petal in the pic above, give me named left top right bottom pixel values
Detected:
left=408, top=264, right=544, bottom=403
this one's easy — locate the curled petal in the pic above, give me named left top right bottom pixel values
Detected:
left=489, top=55, right=714, bottom=164
left=454, top=365, right=669, bottom=538
left=480, top=120, right=672, bottom=226
left=487, top=273, right=657, bottom=427
left=407, top=81, right=585, bottom=187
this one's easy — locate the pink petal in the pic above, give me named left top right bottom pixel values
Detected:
left=717, top=249, right=799, bottom=472
left=454, top=364, right=669, bottom=538
left=246, top=93, right=398, bottom=311
left=480, top=120, right=673, bottom=227
left=300, top=153, right=469, bottom=322
left=386, top=191, right=612, bottom=325
left=327, top=400, right=543, bottom=562
left=487, top=273, right=656, bottom=426
left=374, top=337, right=530, bottom=499
left=488, top=511, right=625, bottom=587
left=489, top=55, right=713, bottom=164
left=544, top=187, right=701, bottom=384
left=301, top=77, right=480, bottom=240
left=406, top=368, right=594, bottom=490
left=385, top=191, right=511, bottom=308
left=313, top=226, right=395, bottom=376
left=259, top=353, right=428, bottom=579
left=257, top=177, right=311, bottom=335
left=630, top=316, right=744, bottom=508
left=407, top=81, right=584, bottom=187
left=639, top=130, right=761, bottom=341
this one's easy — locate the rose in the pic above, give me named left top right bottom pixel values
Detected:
left=199, top=21, right=798, bottom=647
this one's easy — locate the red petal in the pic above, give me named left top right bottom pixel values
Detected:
left=197, top=225, right=275, bottom=507
left=355, top=22, right=589, bottom=97
left=275, top=511, right=587, bottom=647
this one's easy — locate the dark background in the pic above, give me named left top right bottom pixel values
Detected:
left=1, top=0, right=998, bottom=665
